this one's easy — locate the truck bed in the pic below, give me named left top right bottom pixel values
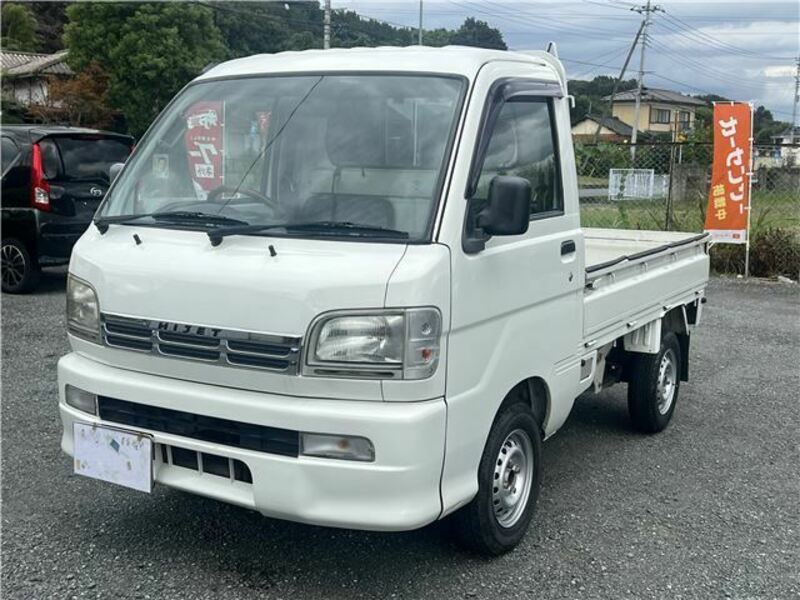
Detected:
left=582, top=228, right=710, bottom=345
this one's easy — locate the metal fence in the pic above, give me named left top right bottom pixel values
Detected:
left=575, top=142, right=800, bottom=279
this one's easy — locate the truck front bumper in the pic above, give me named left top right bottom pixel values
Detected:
left=58, top=352, right=446, bottom=531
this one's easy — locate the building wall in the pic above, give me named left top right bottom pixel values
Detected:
left=3, top=77, right=50, bottom=106
left=612, top=102, right=696, bottom=135
left=571, top=120, right=611, bottom=135
left=570, top=120, right=626, bottom=142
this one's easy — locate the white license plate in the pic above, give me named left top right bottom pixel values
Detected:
left=73, top=422, right=153, bottom=493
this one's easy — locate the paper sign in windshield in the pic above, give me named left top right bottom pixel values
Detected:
left=185, top=101, right=224, bottom=195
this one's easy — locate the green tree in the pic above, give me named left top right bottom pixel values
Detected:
left=29, top=62, right=114, bottom=129
left=568, top=76, right=638, bottom=125
left=209, top=1, right=322, bottom=57
left=285, top=31, right=319, bottom=52
left=1, top=3, right=39, bottom=51
left=332, top=9, right=411, bottom=48
left=64, top=3, right=225, bottom=137
left=424, top=28, right=454, bottom=48
left=29, top=2, right=68, bottom=53
left=753, top=105, right=790, bottom=145
left=450, top=18, right=506, bottom=50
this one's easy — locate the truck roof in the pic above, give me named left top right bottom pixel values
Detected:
left=198, top=45, right=565, bottom=86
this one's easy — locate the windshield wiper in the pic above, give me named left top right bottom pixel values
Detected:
left=95, top=211, right=249, bottom=234
left=207, top=220, right=409, bottom=246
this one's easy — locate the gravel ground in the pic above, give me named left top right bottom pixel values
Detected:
left=2, top=269, right=798, bottom=600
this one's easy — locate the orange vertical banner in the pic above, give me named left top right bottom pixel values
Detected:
left=704, top=103, right=752, bottom=244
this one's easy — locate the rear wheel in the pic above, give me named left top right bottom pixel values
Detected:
left=1, top=238, right=40, bottom=294
left=450, top=402, right=542, bottom=556
left=627, top=331, right=682, bottom=433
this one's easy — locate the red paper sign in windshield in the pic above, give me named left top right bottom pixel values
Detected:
left=184, top=101, right=224, bottom=193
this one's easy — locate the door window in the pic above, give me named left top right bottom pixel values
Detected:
left=474, top=97, right=563, bottom=218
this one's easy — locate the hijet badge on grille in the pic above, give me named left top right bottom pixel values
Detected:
left=156, top=320, right=223, bottom=338
left=101, top=313, right=302, bottom=373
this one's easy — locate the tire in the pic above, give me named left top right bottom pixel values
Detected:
left=1, top=238, right=40, bottom=294
left=627, top=331, right=682, bottom=433
left=450, top=401, right=542, bottom=556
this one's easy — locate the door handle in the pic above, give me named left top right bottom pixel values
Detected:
left=561, top=240, right=576, bottom=255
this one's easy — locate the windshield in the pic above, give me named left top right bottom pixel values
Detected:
left=98, top=74, right=465, bottom=242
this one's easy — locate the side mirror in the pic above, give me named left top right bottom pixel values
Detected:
left=477, top=175, right=530, bottom=236
left=109, top=162, right=125, bottom=182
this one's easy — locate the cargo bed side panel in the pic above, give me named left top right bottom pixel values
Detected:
left=583, top=243, right=708, bottom=341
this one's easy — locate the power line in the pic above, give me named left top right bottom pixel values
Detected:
left=646, top=37, right=768, bottom=93
left=592, top=19, right=644, bottom=144
left=482, top=0, right=637, bottom=36
left=568, top=45, right=632, bottom=79
left=665, top=11, right=797, bottom=59
left=658, top=11, right=796, bottom=61
left=445, top=0, right=637, bottom=40
left=581, top=0, right=639, bottom=12
left=198, top=1, right=416, bottom=49
left=648, top=71, right=797, bottom=120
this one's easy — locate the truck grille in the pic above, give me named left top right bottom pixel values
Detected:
left=101, top=313, right=302, bottom=374
left=99, top=396, right=300, bottom=457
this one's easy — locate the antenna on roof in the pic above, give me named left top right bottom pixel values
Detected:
left=545, top=41, right=558, bottom=58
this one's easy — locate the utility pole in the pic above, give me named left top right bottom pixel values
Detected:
left=792, top=55, right=800, bottom=128
left=418, top=0, right=423, bottom=45
left=629, top=1, right=662, bottom=153
left=323, top=0, right=331, bottom=50
left=590, top=21, right=644, bottom=145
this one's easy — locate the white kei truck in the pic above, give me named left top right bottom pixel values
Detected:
left=59, top=46, right=709, bottom=555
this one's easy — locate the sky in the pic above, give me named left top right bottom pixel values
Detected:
left=335, top=0, right=800, bottom=123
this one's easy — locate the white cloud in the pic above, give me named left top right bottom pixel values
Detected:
left=764, top=65, right=797, bottom=78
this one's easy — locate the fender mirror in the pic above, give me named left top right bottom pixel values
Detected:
left=477, top=175, right=531, bottom=236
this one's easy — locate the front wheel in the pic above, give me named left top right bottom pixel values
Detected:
left=450, top=402, right=542, bottom=556
left=627, top=331, right=682, bottom=433
left=1, top=238, right=40, bottom=294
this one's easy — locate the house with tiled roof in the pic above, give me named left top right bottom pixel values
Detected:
left=603, top=87, right=707, bottom=137
left=1, top=50, right=73, bottom=107
left=571, top=114, right=634, bottom=142
left=769, top=125, right=800, bottom=163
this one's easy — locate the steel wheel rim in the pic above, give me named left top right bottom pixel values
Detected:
left=657, top=348, right=677, bottom=414
left=1, top=243, right=26, bottom=288
left=492, top=428, right=534, bottom=528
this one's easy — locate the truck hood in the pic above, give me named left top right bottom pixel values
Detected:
left=72, top=226, right=406, bottom=332
left=68, top=225, right=407, bottom=399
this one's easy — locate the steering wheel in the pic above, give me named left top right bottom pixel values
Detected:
left=206, top=185, right=279, bottom=211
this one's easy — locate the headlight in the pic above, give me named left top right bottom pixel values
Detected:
left=305, top=308, right=441, bottom=380
left=66, top=275, right=100, bottom=342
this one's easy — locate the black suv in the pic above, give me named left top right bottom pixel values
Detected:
left=1, top=126, right=133, bottom=293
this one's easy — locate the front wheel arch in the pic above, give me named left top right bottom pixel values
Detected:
left=495, top=376, right=550, bottom=436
